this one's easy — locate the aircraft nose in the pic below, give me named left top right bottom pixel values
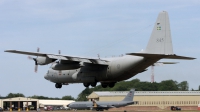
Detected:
left=44, top=74, right=48, bottom=80
left=67, top=103, right=73, bottom=108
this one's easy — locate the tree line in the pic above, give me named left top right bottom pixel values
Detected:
left=1, top=79, right=199, bottom=101
left=0, top=93, right=75, bottom=100
left=76, top=79, right=198, bottom=101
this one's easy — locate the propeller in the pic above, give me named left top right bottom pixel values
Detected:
left=58, top=50, right=62, bottom=75
left=28, top=47, right=40, bottom=73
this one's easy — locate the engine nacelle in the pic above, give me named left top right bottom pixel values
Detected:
left=51, top=63, right=82, bottom=70
left=36, top=57, right=53, bottom=65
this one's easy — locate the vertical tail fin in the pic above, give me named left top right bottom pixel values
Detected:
left=122, top=89, right=135, bottom=101
left=145, top=11, right=173, bottom=55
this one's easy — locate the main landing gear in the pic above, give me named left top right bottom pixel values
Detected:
left=83, top=82, right=97, bottom=87
left=83, top=82, right=116, bottom=88
left=101, top=82, right=116, bottom=88
left=55, top=83, right=62, bottom=88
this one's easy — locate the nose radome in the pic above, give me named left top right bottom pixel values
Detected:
left=44, top=74, right=48, bottom=80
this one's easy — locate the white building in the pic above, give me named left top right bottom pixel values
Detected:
left=0, top=97, right=74, bottom=110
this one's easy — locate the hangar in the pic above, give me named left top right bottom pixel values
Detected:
left=0, top=97, right=38, bottom=111
left=88, top=91, right=200, bottom=111
left=0, top=97, right=74, bottom=111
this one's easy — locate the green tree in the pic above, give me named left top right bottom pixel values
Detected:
left=62, top=95, right=75, bottom=100
left=158, top=80, right=178, bottom=91
left=178, top=81, right=189, bottom=91
left=76, top=87, right=91, bottom=101
left=6, top=93, right=25, bottom=98
left=76, top=79, right=189, bottom=100
left=29, top=95, right=60, bottom=100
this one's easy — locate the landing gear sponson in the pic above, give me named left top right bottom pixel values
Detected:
left=55, top=82, right=116, bottom=88
left=83, top=82, right=116, bottom=88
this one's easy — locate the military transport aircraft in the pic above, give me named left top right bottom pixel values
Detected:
left=67, top=88, right=137, bottom=111
left=5, top=11, right=195, bottom=89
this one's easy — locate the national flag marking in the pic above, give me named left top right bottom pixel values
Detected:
left=157, top=26, right=161, bottom=30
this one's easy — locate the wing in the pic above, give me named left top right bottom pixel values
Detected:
left=87, top=105, right=115, bottom=109
left=97, top=105, right=115, bottom=108
left=5, top=50, right=109, bottom=65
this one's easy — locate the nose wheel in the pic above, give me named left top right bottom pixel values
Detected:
left=55, top=83, right=62, bottom=88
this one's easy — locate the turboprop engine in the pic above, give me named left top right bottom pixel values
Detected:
left=36, top=57, right=53, bottom=65
left=28, top=56, right=55, bottom=72
left=28, top=48, right=55, bottom=72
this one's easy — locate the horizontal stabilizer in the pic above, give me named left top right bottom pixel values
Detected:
left=126, top=53, right=196, bottom=60
left=153, top=62, right=178, bottom=66
left=157, top=62, right=178, bottom=64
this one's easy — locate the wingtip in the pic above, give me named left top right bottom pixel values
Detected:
left=4, top=50, right=11, bottom=52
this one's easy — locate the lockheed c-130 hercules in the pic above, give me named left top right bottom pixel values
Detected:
left=5, top=11, right=195, bottom=89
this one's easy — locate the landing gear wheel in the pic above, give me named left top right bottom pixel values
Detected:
left=83, top=83, right=90, bottom=87
left=108, top=82, right=115, bottom=88
left=59, top=84, right=62, bottom=88
left=91, top=82, right=97, bottom=87
left=55, top=83, right=62, bottom=88
left=101, top=83, right=108, bottom=88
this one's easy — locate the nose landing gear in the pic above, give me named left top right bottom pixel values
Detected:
left=55, top=83, right=62, bottom=88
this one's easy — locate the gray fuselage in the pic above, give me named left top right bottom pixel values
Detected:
left=68, top=101, right=134, bottom=110
left=44, top=55, right=159, bottom=84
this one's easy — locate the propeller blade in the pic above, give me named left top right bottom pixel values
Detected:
left=58, top=50, right=61, bottom=63
left=28, top=56, right=33, bottom=60
left=35, top=65, right=38, bottom=73
left=37, top=47, right=40, bottom=52
left=32, top=58, right=37, bottom=65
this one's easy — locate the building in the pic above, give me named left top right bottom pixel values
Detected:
left=88, top=91, right=200, bottom=111
left=0, top=97, right=39, bottom=111
left=39, top=100, right=74, bottom=108
left=0, top=97, right=74, bottom=111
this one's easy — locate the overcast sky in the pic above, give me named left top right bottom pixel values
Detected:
left=0, top=0, right=200, bottom=98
